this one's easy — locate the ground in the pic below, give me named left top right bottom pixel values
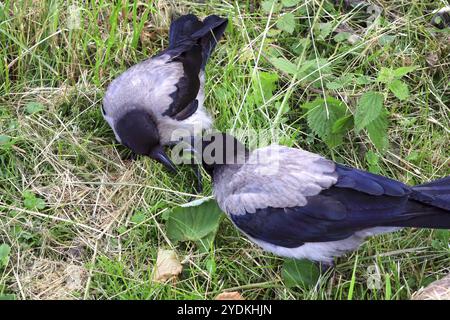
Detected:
left=0, top=0, right=449, bottom=300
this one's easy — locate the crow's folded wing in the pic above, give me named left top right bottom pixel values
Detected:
left=226, top=155, right=414, bottom=247
left=162, top=15, right=227, bottom=121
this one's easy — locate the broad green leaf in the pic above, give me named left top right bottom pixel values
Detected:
left=282, top=259, right=320, bottom=288
left=262, top=0, right=281, bottom=13
left=393, top=66, right=418, bottom=78
left=354, top=91, right=384, bottom=132
left=0, top=294, right=15, bottom=300
left=332, top=114, right=353, bottom=134
left=281, top=0, right=300, bottom=7
left=326, top=74, right=354, bottom=90
left=318, top=22, right=333, bottom=40
left=0, top=243, right=11, bottom=267
left=388, top=79, right=409, bottom=100
left=276, top=13, right=296, bottom=34
left=25, top=102, right=45, bottom=114
left=297, top=58, right=331, bottom=83
left=303, top=97, right=348, bottom=148
left=376, top=67, right=394, bottom=84
left=166, top=199, right=223, bottom=248
left=367, top=111, right=389, bottom=151
left=250, top=71, right=279, bottom=106
left=326, top=81, right=344, bottom=90
left=269, top=57, right=297, bottom=75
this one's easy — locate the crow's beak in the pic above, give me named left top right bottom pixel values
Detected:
left=149, top=145, right=177, bottom=173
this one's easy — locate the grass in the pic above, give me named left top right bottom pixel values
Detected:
left=0, top=0, right=449, bottom=300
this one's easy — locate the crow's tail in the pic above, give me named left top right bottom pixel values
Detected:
left=388, top=176, right=450, bottom=229
left=169, top=14, right=228, bottom=69
left=412, top=176, right=450, bottom=211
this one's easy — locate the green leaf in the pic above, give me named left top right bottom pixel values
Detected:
left=0, top=294, right=16, bottom=300
left=365, top=150, right=381, bottom=174
left=333, top=31, right=350, bottom=43
left=205, top=257, right=216, bottom=275
left=166, top=199, right=223, bottom=249
left=318, top=22, right=333, bottom=40
left=376, top=67, right=394, bottom=84
left=388, top=79, right=409, bottom=100
left=332, top=114, right=353, bottom=134
left=303, top=97, right=348, bottom=148
left=326, top=74, right=354, bottom=90
left=195, top=232, right=216, bottom=253
left=393, top=65, right=418, bottom=78
left=355, top=75, right=373, bottom=85
left=326, top=81, right=344, bottom=90
left=367, top=111, right=389, bottom=151
left=250, top=71, right=279, bottom=106
left=0, top=243, right=11, bottom=267
left=25, top=102, right=45, bottom=114
left=262, top=0, right=281, bottom=13
left=269, top=57, right=297, bottom=75
left=281, top=0, right=300, bottom=7
left=130, top=211, right=146, bottom=224
left=354, top=91, right=384, bottom=132
left=282, top=259, right=320, bottom=288
left=23, top=191, right=46, bottom=211
left=276, top=13, right=296, bottom=34
left=297, top=58, right=331, bottom=83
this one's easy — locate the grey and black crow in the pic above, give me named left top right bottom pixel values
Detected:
left=184, top=133, right=450, bottom=265
left=102, top=14, right=228, bottom=171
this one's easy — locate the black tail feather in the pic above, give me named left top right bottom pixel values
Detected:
left=388, top=202, right=450, bottom=229
left=169, top=14, right=228, bottom=69
left=412, top=176, right=450, bottom=211
left=196, top=15, right=228, bottom=68
left=169, top=14, right=203, bottom=47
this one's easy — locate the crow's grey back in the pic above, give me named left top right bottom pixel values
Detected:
left=214, top=145, right=338, bottom=215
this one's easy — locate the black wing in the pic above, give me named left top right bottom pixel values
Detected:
left=230, top=164, right=421, bottom=248
left=162, top=44, right=202, bottom=121
left=162, top=15, right=227, bottom=121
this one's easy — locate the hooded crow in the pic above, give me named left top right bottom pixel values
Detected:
left=183, top=133, right=450, bottom=265
left=102, top=14, right=228, bottom=171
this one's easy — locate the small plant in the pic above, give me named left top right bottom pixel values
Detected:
left=23, top=191, right=46, bottom=211
left=376, top=66, right=418, bottom=101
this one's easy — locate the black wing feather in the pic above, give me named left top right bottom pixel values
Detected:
left=162, top=15, right=227, bottom=120
left=229, top=163, right=449, bottom=247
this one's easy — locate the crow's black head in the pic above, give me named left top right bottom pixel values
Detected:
left=177, top=132, right=248, bottom=176
left=115, top=109, right=177, bottom=172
